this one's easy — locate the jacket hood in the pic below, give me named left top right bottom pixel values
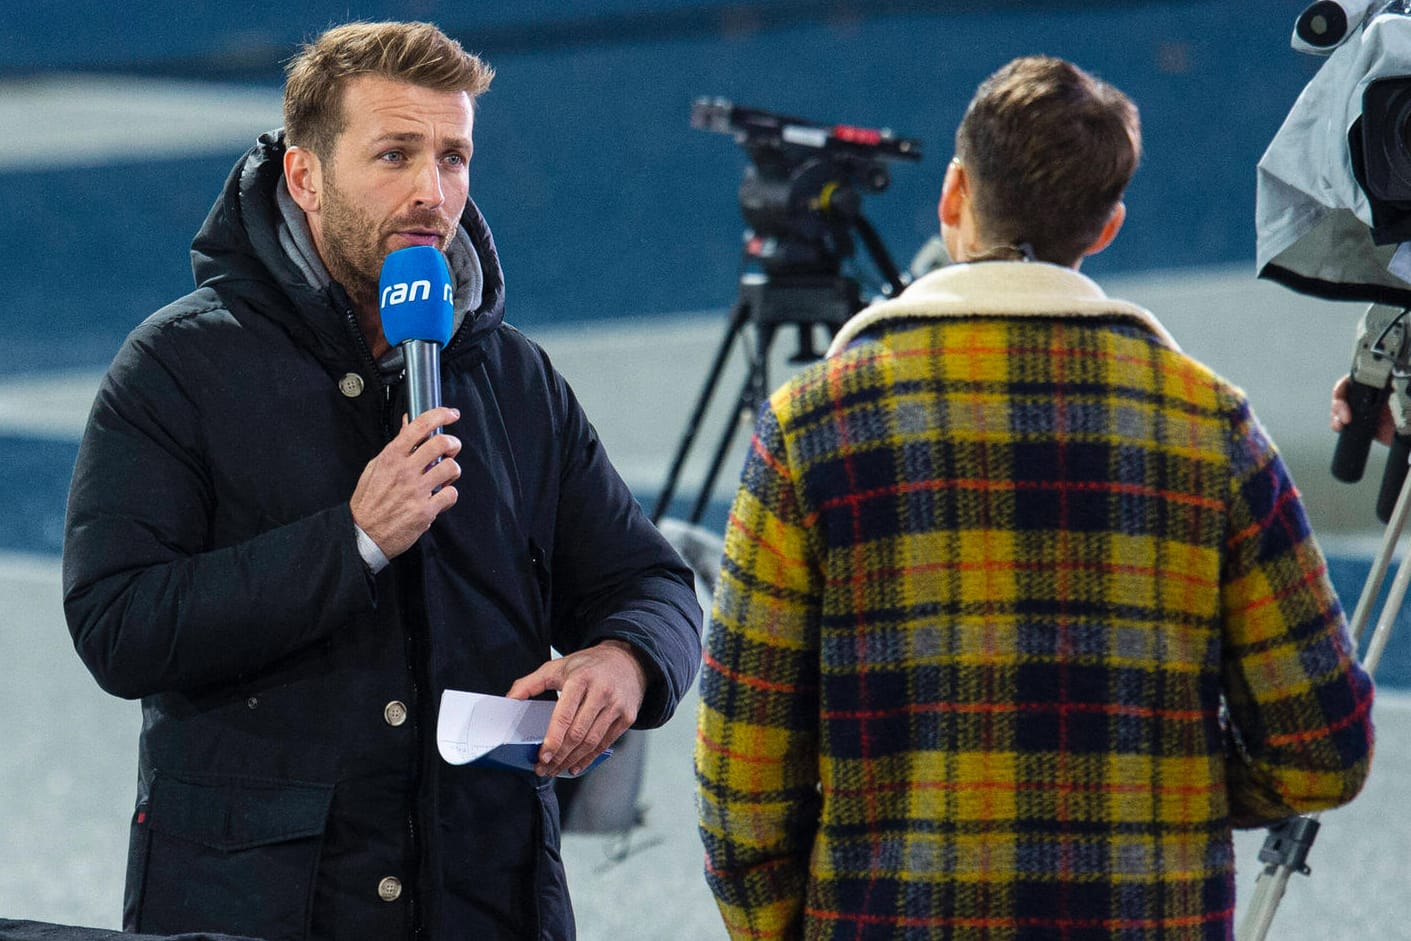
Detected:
left=189, top=130, right=507, bottom=367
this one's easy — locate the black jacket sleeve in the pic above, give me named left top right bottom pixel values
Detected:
left=61, top=329, right=374, bottom=700
left=544, top=365, right=703, bottom=729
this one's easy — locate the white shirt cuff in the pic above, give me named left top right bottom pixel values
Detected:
left=354, top=523, right=390, bottom=575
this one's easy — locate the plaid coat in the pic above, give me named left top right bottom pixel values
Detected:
left=695, top=262, right=1374, bottom=941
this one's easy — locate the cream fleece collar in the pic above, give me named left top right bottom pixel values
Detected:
left=826, top=261, right=1179, bottom=357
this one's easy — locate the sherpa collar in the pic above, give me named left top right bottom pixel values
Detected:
left=826, top=261, right=1179, bottom=357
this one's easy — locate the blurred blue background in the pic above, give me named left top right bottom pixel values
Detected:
left=1, top=0, right=1320, bottom=367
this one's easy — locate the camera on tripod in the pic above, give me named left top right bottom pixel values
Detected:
left=653, top=99, right=922, bottom=525
left=690, top=97, right=921, bottom=288
left=1259, top=1, right=1411, bottom=521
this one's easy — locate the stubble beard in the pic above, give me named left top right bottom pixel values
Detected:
left=319, top=177, right=458, bottom=315
left=319, top=177, right=390, bottom=315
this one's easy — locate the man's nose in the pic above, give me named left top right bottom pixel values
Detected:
left=412, top=161, right=445, bottom=207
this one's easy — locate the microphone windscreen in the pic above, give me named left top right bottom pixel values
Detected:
left=379, top=246, right=454, bottom=346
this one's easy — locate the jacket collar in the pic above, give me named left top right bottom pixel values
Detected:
left=826, top=260, right=1180, bottom=357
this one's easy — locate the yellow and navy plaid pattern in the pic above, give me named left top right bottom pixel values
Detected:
left=696, top=315, right=1373, bottom=940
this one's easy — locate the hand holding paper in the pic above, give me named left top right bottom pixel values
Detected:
left=506, top=639, right=647, bottom=777
left=436, top=690, right=612, bottom=778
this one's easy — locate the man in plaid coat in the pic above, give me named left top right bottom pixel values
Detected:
left=695, top=56, right=1374, bottom=941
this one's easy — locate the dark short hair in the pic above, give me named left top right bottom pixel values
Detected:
left=283, top=21, right=494, bottom=159
left=956, top=56, right=1140, bottom=266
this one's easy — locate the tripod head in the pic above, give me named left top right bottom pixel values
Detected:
left=691, top=97, right=922, bottom=294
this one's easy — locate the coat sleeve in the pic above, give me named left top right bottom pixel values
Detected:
left=1218, top=394, right=1375, bottom=827
left=545, top=363, right=702, bottom=729
left=62, top=329, right=376, bottom=700
left=695, top=402, right=822, bottom=941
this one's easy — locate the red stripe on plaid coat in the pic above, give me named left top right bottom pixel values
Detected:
left=695, top=263, right=1374, bottom=941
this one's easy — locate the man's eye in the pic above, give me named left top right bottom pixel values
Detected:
left=444, top=153, right=468, bottom=168
left=379, top=151, right=405, bottom=163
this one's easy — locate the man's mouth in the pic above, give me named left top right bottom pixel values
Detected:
left=393, top=229, right=446, bottom=248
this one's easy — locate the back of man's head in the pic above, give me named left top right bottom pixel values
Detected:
left=283, top=21, right=495, bottom=160
left=956, top=56, right=1140, bottom=266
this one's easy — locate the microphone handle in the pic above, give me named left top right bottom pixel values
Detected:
left=403, top=338, right=443, bottom=435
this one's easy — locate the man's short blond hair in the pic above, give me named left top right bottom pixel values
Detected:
left=956, top=56, right=1140, bottom=266
left=283, top=21, right=494, bottom=159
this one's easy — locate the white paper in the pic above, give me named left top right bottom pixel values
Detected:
left=435, top=689, right=613, bottom=777
left=437, top=689, right=555, bottom=766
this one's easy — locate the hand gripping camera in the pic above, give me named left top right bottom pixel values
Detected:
left=1332, top=303, right=1411, bottom=519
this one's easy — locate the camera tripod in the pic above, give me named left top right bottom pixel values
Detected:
left=657, top=97, right=920, bottom=526
left=1237, top=462, right=1406, bottom=939
left=1238, top=302, right=1411, bottom=940
left=650, top=269, right=865, bottom=525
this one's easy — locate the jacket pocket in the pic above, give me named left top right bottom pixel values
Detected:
left=134, top=772, right=334, bottom=941
left=533, top=776, right=575, bottom=940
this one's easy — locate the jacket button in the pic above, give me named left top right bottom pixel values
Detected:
left=377, top=876, right=402, bottom=902
left=384, top=701, right=408, bottom=727
left=338, top=373, right=365, bottom=398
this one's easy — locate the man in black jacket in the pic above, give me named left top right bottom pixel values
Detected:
left=62, top=21, right=702, bottom=941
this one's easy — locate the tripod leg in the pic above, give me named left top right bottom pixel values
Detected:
left=1238, top=460, right=1411, bottom=941
left=1240, top=865, right=1295, bottom=941
left=652, top=300, right=750, bottom=523
left=1360, top=459, right=1411, bottom=674
left=687, top=322, right=778, bottom=525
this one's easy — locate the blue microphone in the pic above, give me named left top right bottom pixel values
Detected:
left=379, top=246, right=455, bottom=433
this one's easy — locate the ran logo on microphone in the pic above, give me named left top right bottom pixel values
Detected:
left=381, top=280, right=454, bottom=307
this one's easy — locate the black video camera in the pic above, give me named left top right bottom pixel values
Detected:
left=691, top=97, right=922, bottom=284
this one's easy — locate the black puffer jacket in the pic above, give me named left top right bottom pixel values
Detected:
left=61, top=132, right=702, bottom=941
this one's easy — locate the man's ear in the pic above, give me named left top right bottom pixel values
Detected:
left=283, top=145, right=322, bottom=213
left=939, top=159, right=966, bottom=229
left=1082, top=201, right=1126, bottom=258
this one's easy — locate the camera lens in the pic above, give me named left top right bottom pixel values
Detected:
left=1360, top=78, right=1411, bottom=204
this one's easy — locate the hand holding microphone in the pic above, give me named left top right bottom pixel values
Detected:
left=349, top=247, right=461, bottom=559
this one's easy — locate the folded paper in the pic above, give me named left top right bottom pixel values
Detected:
left=436, top=689, right=611, bottom=778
